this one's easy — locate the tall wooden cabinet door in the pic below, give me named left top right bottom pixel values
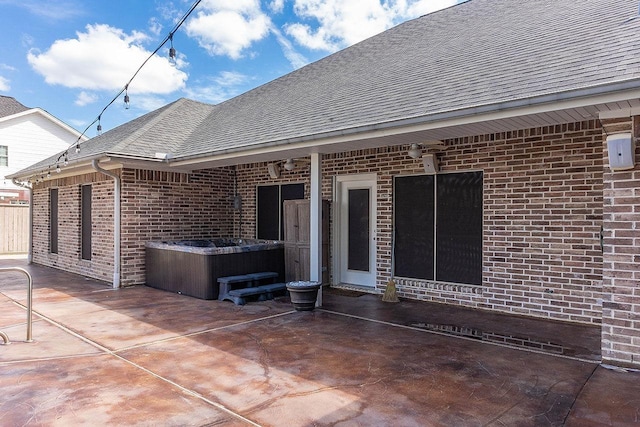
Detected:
left=283, top=201, right=299, bottom=243
left=297, top=201, right=311, bottom=244
left=298, top=246, right=311, bottom=281
left=283, top=199, right=328, bottom=283
left=284, top=244, right=299, bottom=282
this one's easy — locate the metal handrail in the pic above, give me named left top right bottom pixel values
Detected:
left=0, top=267, right=33, bottom=343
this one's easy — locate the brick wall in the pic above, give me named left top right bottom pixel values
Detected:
left=32, top=167, right=235, bottom=285
left=236, top=121, right=604, bottom=324
left=120, top=168, right=235, bottom=285
left=32, top=172, right=116, bottom=282
left=601, top=116, right=640, bottom=367
left=30, top=121, right=605, bottom=326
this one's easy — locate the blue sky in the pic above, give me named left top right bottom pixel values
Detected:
left=0, top=0, right=460, bottom=137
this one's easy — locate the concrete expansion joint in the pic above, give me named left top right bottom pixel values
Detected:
left=113, top=309, right=296, bottom=353
left=3, top=294, right=267, bottom=426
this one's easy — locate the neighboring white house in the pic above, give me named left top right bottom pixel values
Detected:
left=0, top=96, right=86, bottom=204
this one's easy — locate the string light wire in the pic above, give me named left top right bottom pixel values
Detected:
left=72, top=0, right=203, bottom=150
left=28, top=0, right=203, bottom=184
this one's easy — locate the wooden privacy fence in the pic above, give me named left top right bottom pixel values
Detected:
left=0, top=205, right=29, bottom=254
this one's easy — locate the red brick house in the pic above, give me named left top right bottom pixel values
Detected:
left=10, top=0, right=640, bottom=368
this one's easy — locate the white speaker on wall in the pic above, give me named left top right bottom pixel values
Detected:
left=422, top=153, right=439, bottom=174
left=607, top=133, right=636, bottom=171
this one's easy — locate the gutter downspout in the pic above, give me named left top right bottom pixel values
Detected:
left=91, top=160, right=121, bottom=288
left=12, top=179, right=33, bottom=264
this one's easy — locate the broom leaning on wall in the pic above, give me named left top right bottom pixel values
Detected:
left=382, top=240, right=399, bottom=302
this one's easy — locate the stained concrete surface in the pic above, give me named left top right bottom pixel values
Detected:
left=1, top=259, right=639, bottom=426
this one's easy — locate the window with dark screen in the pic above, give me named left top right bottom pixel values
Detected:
left=81, top=185, right=92, bottom=260
left=50, top=188, right=58, bottom=254
left=393, top=171, right=482, bottom=285
left=257, top=183, right=304, bottom=240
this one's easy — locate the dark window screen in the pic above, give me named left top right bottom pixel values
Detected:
left=50, top=189, right=58, bottom=254
left=81, top=185, right=92, bottom=260
left=257, top=183, right=304, bottom=240
left=347, top=188, right=370, bottom=272
left=393, top=175, right=435, bottom=280
left=436, top=172, right=483, bottom=285
left=257, top=186, right=280, bottom=240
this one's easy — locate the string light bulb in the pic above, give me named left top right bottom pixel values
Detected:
left=97, top=115, right=103, bottom=135
left=75, top=144, right=80, bottom=154
left=56, top=164, right=61, bottom=173
left=169, top=33, right=177, bottom=66
left=64, top=153, right=69, bottom=166
left=124, top=85, right=130, bottom=109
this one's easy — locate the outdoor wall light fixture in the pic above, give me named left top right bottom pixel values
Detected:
left=284, top=158, right=295, bottom=171
left=267, top=158, right=310, bottom=178
left=408, top=143, right=422, bottom=159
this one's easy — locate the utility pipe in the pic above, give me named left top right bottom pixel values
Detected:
left=12, top=179, right=33, bottom=264
left=91, top=160, right=121, bottom=288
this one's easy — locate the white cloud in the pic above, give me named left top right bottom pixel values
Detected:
left=185, top=0, right=271, bottom=59
left=0, top=76, right=10, bottom=92
left=269, top=0, right=285, bottom=13
left=0, top=64, right=16, bottom=72
left=285, top=0, right=458, bottom=51
left=286, top=0, right=394, bottom=51
left=405, top=0, right=459, bottom=17
left=75, top=91, right=98, bottom=106
left=67, top=118, right=86, bottom=128
left=184, top=71, right=250, bottom=104
left=272, top=28, right=308, bottom=69
left=0, top=0, right=85, bottom=20
left=131, top=95, right=169, bottom=112
left=157, top=2, right=182, bottom=23
left=27, top=24, right=188, bottom=95
left=148, top=17, right=163, bottom=37
left=214, top=71, right=249, bottom=87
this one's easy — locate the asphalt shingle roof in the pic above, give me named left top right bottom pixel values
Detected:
left=15, top=0, right=640, bottom=176
left=0, top=96, right=30, bottom=119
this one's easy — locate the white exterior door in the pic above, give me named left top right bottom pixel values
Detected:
left=336, top=175, right=377, bottom=287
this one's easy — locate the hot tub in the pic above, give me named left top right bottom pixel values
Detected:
left=145, top=239, right=285, bottom=300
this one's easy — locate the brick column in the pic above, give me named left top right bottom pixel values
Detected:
left=601, top=116, right=640, bottom=367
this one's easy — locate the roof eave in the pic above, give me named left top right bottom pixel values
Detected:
left=6, top=152, right=192, bottom=182
left=171, top=79, right=640, bottom=168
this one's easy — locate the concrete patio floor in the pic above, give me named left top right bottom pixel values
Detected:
left=2, top=258, right=640, bottom=426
